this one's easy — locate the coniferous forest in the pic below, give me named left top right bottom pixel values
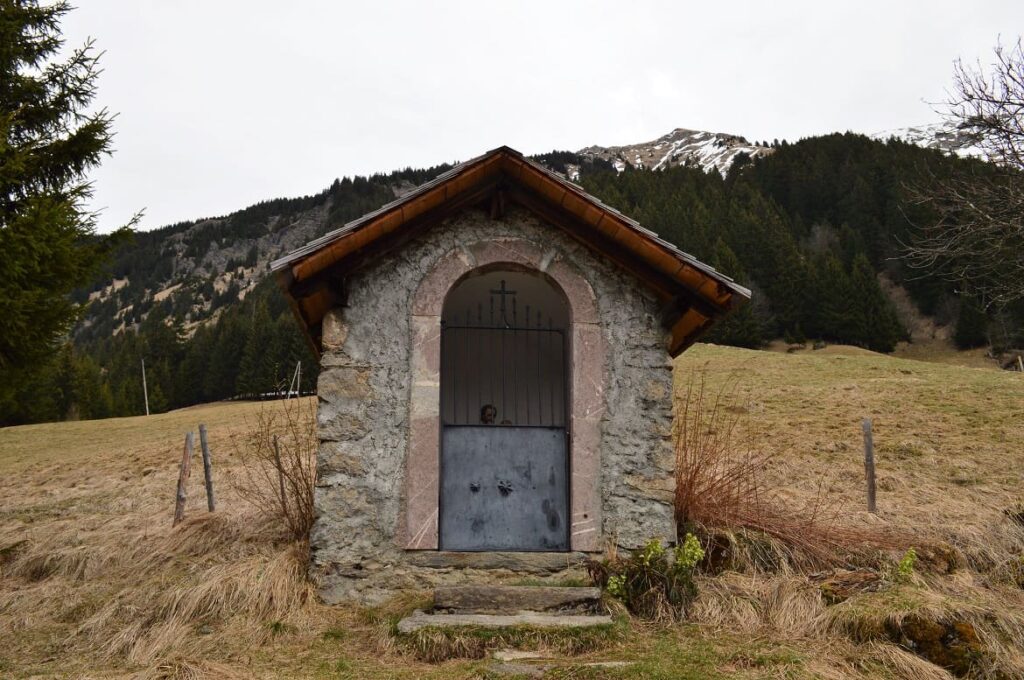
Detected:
left=3, top=133, right=1022, bottom=426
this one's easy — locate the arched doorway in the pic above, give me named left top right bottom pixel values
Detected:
left=439, top=269, right=570, bottom=551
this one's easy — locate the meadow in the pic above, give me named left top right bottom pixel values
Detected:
left=1, top=343, right=1023, bottom=678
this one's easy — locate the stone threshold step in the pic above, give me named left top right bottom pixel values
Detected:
left=408, top=551, right=589, bottom=573
left=397, top=610, right=614, bottom=633
left=433, top=585, right=603, bottom=615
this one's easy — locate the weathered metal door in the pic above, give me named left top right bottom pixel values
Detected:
left=441, top=426, right=567, bottom=550
left=439, top=278, right=569, bottom=551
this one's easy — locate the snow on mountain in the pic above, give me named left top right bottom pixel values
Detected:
left=577, top=128, right=772, bottom=176
left=870, top=122, right=984, bottom=158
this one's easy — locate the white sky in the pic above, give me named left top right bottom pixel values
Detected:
left=61, top=1, right=1023, bottom=233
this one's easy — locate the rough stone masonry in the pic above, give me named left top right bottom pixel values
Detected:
left=311, top=205, right=675, bottom=604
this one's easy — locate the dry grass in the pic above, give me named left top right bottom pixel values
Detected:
left=397, top=622, right=624, bottom=662
left=0, top=400, right=325, bottom=676
left=678, top=344, right=1024, bottom=570
left=1, top=342, right=1023, bottom=677
left=230, top=397, right=317, bottom=541
left=675, top=367, right=911, bottom=571
left=674, top=344, right=1024, bottom=678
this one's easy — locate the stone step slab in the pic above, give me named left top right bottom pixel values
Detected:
left=489, top=659, right=635, bottom=678
left=396, top=610, right=613, bottom=633
left=433, top=585, right=603, bottom=614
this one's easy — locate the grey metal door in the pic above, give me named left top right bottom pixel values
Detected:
left=439, top=279, right=569, bottom=551
left=440, top=426, right=568, bottom=551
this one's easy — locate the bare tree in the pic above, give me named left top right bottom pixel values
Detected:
left=904, top=39, right=1024, bottom=308
left=947, top=39, right=1024, bottom=169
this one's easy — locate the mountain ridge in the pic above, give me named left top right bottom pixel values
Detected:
left=11, top=124, right=1012, bottom=425
left=76, top=121, right=976, bottom=345
left=576, top=127, right=772, bottom=176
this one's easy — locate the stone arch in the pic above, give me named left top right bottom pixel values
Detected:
left=403, top=237, right=605, bottom=551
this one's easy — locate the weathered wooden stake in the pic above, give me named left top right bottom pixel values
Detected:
left=862, top=418, right=877, bottom=513
left=199, top=424, right=216, bottom=512
left=173, top=431, right=194, bottom=526
left=1017, top=355, right=1023, bottom=373
left=141, top=358, right=150, bottom=416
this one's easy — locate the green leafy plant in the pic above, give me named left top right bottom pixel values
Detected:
left=588, top=534, right=705, bottom=620
left=895, top=547, right=917, bottom=583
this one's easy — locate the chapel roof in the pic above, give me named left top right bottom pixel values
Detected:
left=271, top=146, right=751, bottom=356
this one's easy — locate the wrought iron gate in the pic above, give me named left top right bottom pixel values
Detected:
left=439, top=280, right=569, bottom=551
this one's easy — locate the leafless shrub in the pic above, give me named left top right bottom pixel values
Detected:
left=231, top=397, right=317, bottom=541
left=946, top=38, right=1024, bottom=171
left=675, top=368, right=908, bottom=570
left=903, top=39, right=1024, bottom=308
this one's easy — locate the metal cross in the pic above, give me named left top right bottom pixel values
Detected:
left=490, top=279, right=517, bottom=327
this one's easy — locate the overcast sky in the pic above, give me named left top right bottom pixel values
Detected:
left=61, top=1, right=1023, bottom=233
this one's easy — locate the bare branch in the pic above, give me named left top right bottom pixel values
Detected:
left=905, top=38, right=1024, bottom=307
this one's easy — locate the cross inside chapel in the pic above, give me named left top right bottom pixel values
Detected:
left=490, top=279, right=517, bottom=327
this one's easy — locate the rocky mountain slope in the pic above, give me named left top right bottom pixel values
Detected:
left=74, top=172, right=440, bottom=342
left=576, top=127, right=772, bottom=176
left=76, top=123, right=977, bottom=343
left=870, top=121, right=983, bottom=157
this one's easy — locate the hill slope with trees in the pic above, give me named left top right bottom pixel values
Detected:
left=3, top=131, right=1020, bottom=425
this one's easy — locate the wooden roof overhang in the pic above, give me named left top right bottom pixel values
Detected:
left=271, top=146, right=751, bottom=358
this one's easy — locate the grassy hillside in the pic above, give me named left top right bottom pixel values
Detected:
left=688, top=343, right=1024, bottom=550
left=16, top=132, right=1020, bottom=429
left=1, top=345, right=1023, bottom=678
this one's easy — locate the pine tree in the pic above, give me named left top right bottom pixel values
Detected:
left=848, top=254, right=905, bottom=352
left=954, top=295, right=989, bottom=349
left=237, top=300, right=276, bottom=396
left=0, top=1, right=131, bottom=402
left=811, top=252, right=856, bottom=342
left=703, top=239, right=764, bottom=348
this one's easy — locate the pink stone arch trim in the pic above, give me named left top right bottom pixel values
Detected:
left=403, top=237, right=605, bottom=551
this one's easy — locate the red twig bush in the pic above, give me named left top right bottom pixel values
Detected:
left=675, top=368, right=906, bottom=570
left=232, top=397, right=317, bottom=541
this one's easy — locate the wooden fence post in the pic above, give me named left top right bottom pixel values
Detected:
left=862, top=418, right=877, bottom=513
left=199, top=424, right=216, bottom=512
left=173, top=431, right=194, bottom=526
left=141, top=358, right=150, bottom=416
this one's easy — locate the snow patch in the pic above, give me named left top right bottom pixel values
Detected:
left=579, top=127, right=771, bottom=176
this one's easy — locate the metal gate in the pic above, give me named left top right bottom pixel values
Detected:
left=439, top=280, right=569, bottom=551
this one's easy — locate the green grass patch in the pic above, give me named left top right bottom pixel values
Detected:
left=320, top=626, right=348, bottom=641
left=397, top=618, right=627, bottom=662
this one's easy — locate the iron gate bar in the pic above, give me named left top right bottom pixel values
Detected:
left=441, top=325, right=565, bottom=427
left=477, top=303, right=483, bottom=414
left=512, top=297, right=518, bottom=424
left=525, top=304, right=531, bottom=425
left=548, top=317, right=556, bottom=426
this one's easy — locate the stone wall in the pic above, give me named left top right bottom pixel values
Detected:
left=312, top=205, right=675, bottom=603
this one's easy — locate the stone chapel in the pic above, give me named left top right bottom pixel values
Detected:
left=271, top=146, right=750, bottom=603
